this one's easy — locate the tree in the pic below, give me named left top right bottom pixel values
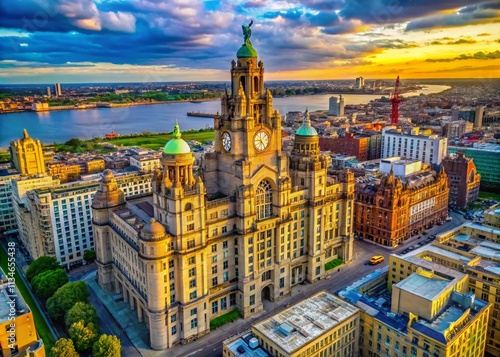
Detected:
left=92, top=334, right=121, bottom=357
left=68, top=321, right=99, bottom=353
left=83, top=249, right=96, bottom=264
left=65, top=301, right=98, bottom=330
left=26, top=256, right=61, bottom=282
left=50, top=338, right=79, bottom=357
left=46, top=281, right=90, bottom=322
left=31, top=268, right=68, bottom=300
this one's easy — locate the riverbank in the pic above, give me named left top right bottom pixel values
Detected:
left=0, top=97, right=220, bottom=115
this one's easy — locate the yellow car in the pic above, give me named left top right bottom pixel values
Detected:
left=369, top=255, right=385, bottom=265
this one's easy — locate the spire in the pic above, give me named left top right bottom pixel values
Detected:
left=173, top=120, right=181, bottom=139
left=23, top=128, right=29, bottom=139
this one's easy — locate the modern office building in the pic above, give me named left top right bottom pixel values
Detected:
left=0, top=269, right=45, bottom=357
left=382, top=127, right=448, bottom=165
left=19, top=170, right=153, bottom=268
left=46, top=86, right=51, bottom=97
left=340, top=262, right=491, bottom=357
left=474, top=106, right=485, bottom=128
left=92, top=29, right=355, bottom=350
left=0, top=169, right=20, bottom=234
left=328, top=95, right=345, bottom=116
left=223, top=291, right=359, bottom=357
left=54, top=83, right=62, bottom=97
left=441, top=151, right=481, bottom=208
left=396, top=227, right=500, bottom=356
left=355, top=76, right=364, bottom=89
left=354, top=159, right=448, bottom=247
left=448, top=143, right=500, bottom=192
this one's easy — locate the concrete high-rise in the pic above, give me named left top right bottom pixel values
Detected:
left=46, top=86, right=51, bottom=97
left=474, top=106, right=484, bottom=128
left=355, top=76, right=364, bottom=89
left=442, top=151, right=481, bottom=208
left=328, top=95, right=344, bottom=116
left=92, top=25, right=355, bottom=350
left=54, top=83, right=62, bottom=97
left=382, top=126, right=448, bottom=165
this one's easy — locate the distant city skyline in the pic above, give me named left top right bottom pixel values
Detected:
left=1, top=0, right=499, bottom=84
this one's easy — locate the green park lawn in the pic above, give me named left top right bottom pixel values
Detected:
left=479, top=191, right=500, bottom=201
left=210, top=309, right=240, bottom=330
left=106, top=129, right=215, bottom=150
left=0, top=246, right=55, bottom=352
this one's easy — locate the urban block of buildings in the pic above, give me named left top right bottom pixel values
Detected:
left=92, top=31, right=355, bottom=350
left=354, top=157, right=449, bottom=247
left=340, top=261, right=491, bottom=357
left=223, top=291, right=359, bottom=357
left=0, top=269, right=45, bottom=357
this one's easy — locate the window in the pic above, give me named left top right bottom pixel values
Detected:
left=212, top=255, right=218, bottom=263
left=190, top=308, right=197, bottom=316
left=189, top=279, right=196, bottom=288
left=250, top=284, right=255, bottom=291
left=191, top=318, right=198, bottom=329
left=171, top=314, right=176, bottom=323
left=256, top=180, right=273, bottom=220
left=223, top=240, right=228, bottom=248
left=280, top=277, right=285, bottom=288
left=212, top=244, right=217, bottom=252
left=223, top=261, right=229, bottom=269
left=188, top=256, right=196, bottom=265
left=212, top=265, right=217, bottom=274
left=221, top=297, right=227, bottom=310
left=171, top=326, right=177, bottom=335
left=169, top=271, right=175, bottom=280
left=187, top=239, right=195, bottom=248
left=189, top=268, right=196, bottom=277
left=250, top=295, right=255, bottom=305
left=169, top=259, right=174, bottom=268
left=222, top=226, right=227, bottom=234
left=212, top=277, right=218, bottom=286
left=187, top=223, right=195, bottom=231
left=223, top=272, right=229, bottom=282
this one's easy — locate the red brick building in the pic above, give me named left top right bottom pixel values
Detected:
left=442, top=151, right=481, bottom=208
left=319, top=133, right=381, bottom=162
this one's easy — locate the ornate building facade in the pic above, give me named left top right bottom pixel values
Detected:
left=92, top=25, right=355, bottom=350
left=442, top=150, right=480, bottom=208
left=354, top=161, right=449, bottom=247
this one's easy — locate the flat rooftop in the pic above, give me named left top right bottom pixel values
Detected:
left=225, top=333, right=270, bottom=357
left=399, top=244, right=473, bottom=265
left=0, top=269, right=30, bottom=324
left=394, top=271, right=453, bottom=301
left=253, top=291, right=358, bottom=354
left=113, top=196, right=154, bottom=232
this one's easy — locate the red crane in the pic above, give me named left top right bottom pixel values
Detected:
left=389, top=76, right=403, bottom=125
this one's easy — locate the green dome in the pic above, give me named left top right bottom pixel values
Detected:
left=296, top=125, right=318, bottom=136
left=295, top=109, right=318, bottom=136
left=163, top=121, right=191, bottom=155
left=237, top=43, right=258, bottom=58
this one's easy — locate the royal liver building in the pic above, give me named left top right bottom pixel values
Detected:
left=92, top=23, right=354, bottom=350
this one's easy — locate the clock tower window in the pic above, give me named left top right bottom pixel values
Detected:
left=256, top=180, right=273, bottom=220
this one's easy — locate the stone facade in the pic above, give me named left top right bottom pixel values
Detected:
left=442, top=151, right=480, bottom=208
left=92, top=36, right=355, bottom=350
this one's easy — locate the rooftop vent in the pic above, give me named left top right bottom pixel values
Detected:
left=277, top=322, right=294, bottom=337
left=249, top=337, right=259, bottom=349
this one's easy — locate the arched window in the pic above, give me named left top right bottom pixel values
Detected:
left=256, top=180, right=272, bottom=220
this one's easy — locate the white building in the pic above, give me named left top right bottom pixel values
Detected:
left=19, top=170, right=153, bottom=268
left=0, top=168, right=21, bottom=234
left=382, top=127, right=448, bottom=165
left=379, top=157, right=422, bottom=177
left=328, top=95, right=344, bottom=116
left=130, top=154, right=161, bottom=172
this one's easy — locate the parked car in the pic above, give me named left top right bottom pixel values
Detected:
left=369, top=255, right=385, bottom=265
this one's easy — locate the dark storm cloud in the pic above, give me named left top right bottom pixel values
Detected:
left=406, top=1, right=500, bottom=31
left=426, top=50, right=500, bottom=62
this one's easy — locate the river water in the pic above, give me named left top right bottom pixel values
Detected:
left=0, top=85, right=450, bottom=147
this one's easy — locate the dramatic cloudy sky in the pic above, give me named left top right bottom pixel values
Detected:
left=1, top=0, right=499, bottom=83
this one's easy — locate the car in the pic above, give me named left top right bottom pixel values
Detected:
left=369, top=255, right=385, bottom=265
left=445, top=216, right=453, bottom=222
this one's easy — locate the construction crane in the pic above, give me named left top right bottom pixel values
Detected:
left=389, top=76, right=403, bottom=125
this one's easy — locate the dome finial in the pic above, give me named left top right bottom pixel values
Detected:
left=173, top=120, right=181, bottom=139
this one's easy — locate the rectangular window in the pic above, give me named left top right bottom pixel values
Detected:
left=212, top=244, right=217, bottom=252
left=212, top=277, right=218, bottom=286
left=223, top=272, right=229, bottom=282
left=187, top=223, right=195, bottom=231
left=212, top=301, right=218, bottom=314
left=191, top=318, right=198, bottom=329
left=171, top=314, right=176, bottom=323
left=222, top=226, right=227, bottom=234
left=187, top=239, right=195, bottom=248
left=189, top=279, right=196, bottom=288
left=188, top=256, right=196, bottom=265
left=212, top=265, right=217, bottom=274
left=191, top=308, right=197, bottom=316
left=250, top=295, right=255, bottom=305
left=230, top=293, right=236, bottom=306
left=171, top=326, right=177, bottom=335
left=169, top=259, right=174, bottom=268
left=189, top=268, right=196, bottom=277
left=223, top=261, right=229, bottom=269
left=223, top=240, right=228, bottom=248
left=221, top=297, right=227, bottom=310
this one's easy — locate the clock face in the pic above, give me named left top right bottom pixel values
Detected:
left=254, top=131, right=270, bottom=151
left=222, top=132, right=231, bottom=152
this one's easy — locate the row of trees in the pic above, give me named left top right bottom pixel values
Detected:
left=26, top=255, right=120, bottom=356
